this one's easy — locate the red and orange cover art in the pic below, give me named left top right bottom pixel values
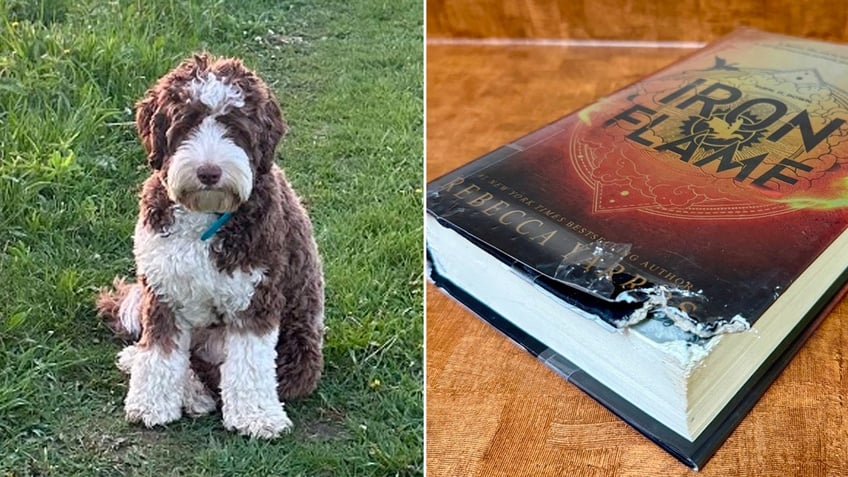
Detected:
left=427, top=29, right=848, bottom=329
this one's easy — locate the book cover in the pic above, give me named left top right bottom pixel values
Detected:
left=426, top=28, right=848, bottom=468
left=429, top=27, right=848, bottom=334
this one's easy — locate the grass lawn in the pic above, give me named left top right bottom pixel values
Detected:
left=0, top=0, right=423, bottom=475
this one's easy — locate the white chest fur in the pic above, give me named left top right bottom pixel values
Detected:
left=133, top=207, right=263, bottom=328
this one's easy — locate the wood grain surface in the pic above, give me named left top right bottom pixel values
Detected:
left=427, top=0, right=848, bottom=42
left=425, top=44, right=848, bottom=476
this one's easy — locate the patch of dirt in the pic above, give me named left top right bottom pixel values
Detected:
left=301, top=409, right=349, bottom=441
left=301, top=420, right=348, bottom=441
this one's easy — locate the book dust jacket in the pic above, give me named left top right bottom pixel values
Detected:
left=428, top=28, right=848, bottom=334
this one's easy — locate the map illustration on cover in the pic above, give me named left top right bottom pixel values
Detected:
left=428, top=28, right=848, bottom=336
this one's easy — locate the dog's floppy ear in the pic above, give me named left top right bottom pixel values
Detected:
left=135, top=92, right=168, bottom=170
left=135, top=91, right=173, bottom=171
left=256, top=96, right=288, bottom=174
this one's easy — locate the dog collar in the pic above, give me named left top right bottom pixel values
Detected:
left=200, top=212, right=233, bottom=241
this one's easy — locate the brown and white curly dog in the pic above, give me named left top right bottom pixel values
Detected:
left=96, top=53, right=324, bottom=438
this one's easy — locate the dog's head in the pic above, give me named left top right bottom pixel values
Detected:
left=135, top=53, right=287, bottom=213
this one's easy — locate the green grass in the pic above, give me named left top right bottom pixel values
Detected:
left=0, top=0, right=423, bottom=475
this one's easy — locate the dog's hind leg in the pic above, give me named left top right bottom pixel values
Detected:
left=182, top=367, right=217, bottom=416
left=275, top=310, right=324, bottom=400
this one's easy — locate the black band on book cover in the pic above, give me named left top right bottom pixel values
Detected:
left=429, top=251, right=848, bottom=470
left=431, top=218, right=639, bottom=324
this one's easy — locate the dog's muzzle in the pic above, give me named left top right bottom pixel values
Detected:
left=165, top=162, right=250, bottom=213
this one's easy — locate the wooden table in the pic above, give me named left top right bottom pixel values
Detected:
left=426, top=42, right=848, bottom=476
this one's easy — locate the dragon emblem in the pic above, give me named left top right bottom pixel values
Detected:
left=705, top=116, right=747, bottom=141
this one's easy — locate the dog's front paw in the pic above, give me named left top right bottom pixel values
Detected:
left=123, top=347, right=185, bottom=427
left=125, top=398, right=182, bottom=427
left=223, top=403, right=293, bottom=439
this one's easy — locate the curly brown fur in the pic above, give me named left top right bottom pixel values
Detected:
left=135, top=275, right=182, bottom=353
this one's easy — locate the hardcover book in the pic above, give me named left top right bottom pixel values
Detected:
left=426, top=28, right=848, bottom=469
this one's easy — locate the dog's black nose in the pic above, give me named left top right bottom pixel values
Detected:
left=197, top=164, right=222, bottom=185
